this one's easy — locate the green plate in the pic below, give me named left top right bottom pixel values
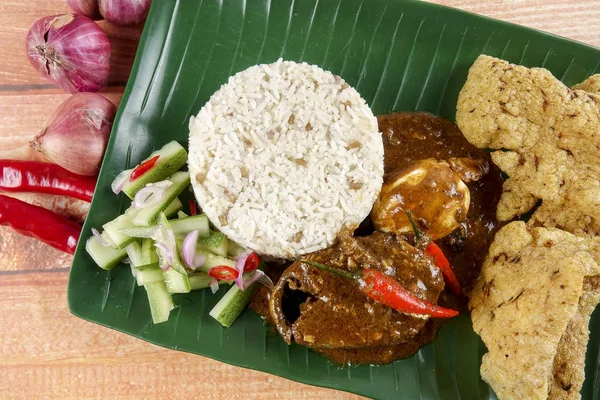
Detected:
left=68, top=0, right=600, bottom=398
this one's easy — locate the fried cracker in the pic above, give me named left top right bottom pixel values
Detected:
left=456, top=55, right=600, bottom=236
left=469, top=222, right=600, bottom=400
left=550, top=276, right=600, bottom=400
left=573, top=74, right=600, bottom=94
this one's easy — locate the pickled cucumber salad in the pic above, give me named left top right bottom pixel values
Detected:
left=86, top=140, right=273, bottom=326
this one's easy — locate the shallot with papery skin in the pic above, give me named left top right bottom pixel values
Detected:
left=67, top=0, right=102, bottom=20
left=99, top=0, right=152, bottom=26
left=30, top=93, right=116, bottom=176
left=26, top=14, right=110, bottom=93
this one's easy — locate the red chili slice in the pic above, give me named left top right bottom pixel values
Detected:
left=244, top=253, right=259, bottom=273
left=425, top=242, right=462, bottom=296
left=129, top=155, right=159, bottom=182
left=189, top=199, right=197, bottom=216
left=208, top=265, right=239, bottom=281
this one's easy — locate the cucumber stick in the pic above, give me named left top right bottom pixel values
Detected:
left=103, top=198, right=182, bottom=249
left=194, top=249, right=236, bottom=273
left=141, top=238, right=159, bottom=264
left=197, top=230, right=228, bottom=256
left=157, top=213, right=191, bottom=293
left=122, top=141, right=188, bottom=199
left=209, top=282, right=260, bottom=328
left=227, top=241, right=246, bottom=258
left=132, top=172, right=190, bottom=226
left=102, top=212, right=137, bottom=249
left=120, top=214, right=209, bottom=239
left=135, top=263, right=163, bottom=286
left=163, top=197, right=184, bottom=217
left=163, top=268, right=191, bottom=293
left=144, top=281, right=174, bottom=324
left=86, top=236, right=128, bottom=270
left=125, top=240, right=144, bottom=266
left=170, top=214, right=209, bottom=237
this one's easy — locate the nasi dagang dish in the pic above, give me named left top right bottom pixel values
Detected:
left=86, top=56, right=600, bottom=400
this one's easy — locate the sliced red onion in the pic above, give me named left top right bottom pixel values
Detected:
left=150, top=180, right=173, bottom=189
left=256, top=271, right=275, bottom=290
left=132, top=184, right=167, bottom=208
left=234, top=249, right=252, bottom=289
left=241, top=270, right=274, bottom=291
left=91, top=227, right=110, bottom=246
left=154, top=242, right=172, bottom=270
left=194, top=254, right=206, bottom=268
left=182, top=230, right=199, bottom=269
left=111, top=169, right=131, bottom=194
left=209, top=278, right=220, bottom=294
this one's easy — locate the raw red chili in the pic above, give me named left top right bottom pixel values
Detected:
left=0, top=194, right=81, bottom=254
left=301, top=260, right=458, bottom=319
left=425, top=242, right=461, bottom=296
left=0, top=160, right=96, bottom=202
left=406, top=210, right=462, bottom=296
left=208, top=265, right=239, bottom=281
left=129, top=155, right=159, bottom=182
left=360, top=268, right=458, bottom=318
left=189, top=199, right=197, bottom=216
left=244, top=253, right=259, bottom=273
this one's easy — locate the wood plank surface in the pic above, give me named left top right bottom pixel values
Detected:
left=1, top=1, right=598, bottom=398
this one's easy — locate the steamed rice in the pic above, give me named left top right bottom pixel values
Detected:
left=188, top=59, right=383, bottom=258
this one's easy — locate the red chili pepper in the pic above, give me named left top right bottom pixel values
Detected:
left=244, top=253, right=259, bottom=273
left=129, top=155, right=159, bottom=182
left=0, top=160, right=96, bottom=202
left=406, top=211, right=462, bottom=296
left=208, top=265, right=239, bottom=281
left=301, top=260, right=458, bottom=319
left=189, top=199, right=197, bottom=216
left=0, top=194, right=81, bottom=254
left=425, top=242, right=461, bottom=296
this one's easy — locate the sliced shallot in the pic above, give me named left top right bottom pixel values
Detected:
left=111, top=169, right=131, bottom=194
left=154, top=242, right=172, bottom=270
left=234, top=249, right=252, bottom=289
left=209, top=278, right=220, bottom=294
left=131, top=181, right=171, bottom=209
left=91, top=227, right=109, bottom=246
left=182, top=230, right=202, bottom=269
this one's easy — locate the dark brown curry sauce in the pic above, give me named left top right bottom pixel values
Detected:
left=250, top=112, right=503, bottom=365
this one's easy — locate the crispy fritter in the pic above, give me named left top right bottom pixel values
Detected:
left=469, top=222, right=600, bottom=400
left=456, top=55, right=600, bottom=236
left=572, top=74, right=600, bottom=94
left=550, top=276, right=600, bottom=400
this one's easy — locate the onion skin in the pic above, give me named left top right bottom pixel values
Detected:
left=99, top=0, right=152, bottom=26
left=67, top=0, right=102, bottom=20
left=31, top=93, right=116, bottom=176
left=26, top=14, right=110, bottom=93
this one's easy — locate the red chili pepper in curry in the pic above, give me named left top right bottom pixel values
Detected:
left=406, top=211, right=462, bottom=296
left=300, top=260, right=458, bottom=319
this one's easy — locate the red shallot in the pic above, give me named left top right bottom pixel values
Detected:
left=67, top=0, right=102, bottom=20
left=99, top=0, right=152, bottom=26
left=26, top=14, right=110, bottom=93
left=30, top=93, right=116, bottom=177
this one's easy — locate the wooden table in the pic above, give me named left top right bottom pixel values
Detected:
left=1, top=1, right=598, bottom=398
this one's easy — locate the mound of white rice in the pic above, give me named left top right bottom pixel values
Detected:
left=188, top=59, right=383, bottom=258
